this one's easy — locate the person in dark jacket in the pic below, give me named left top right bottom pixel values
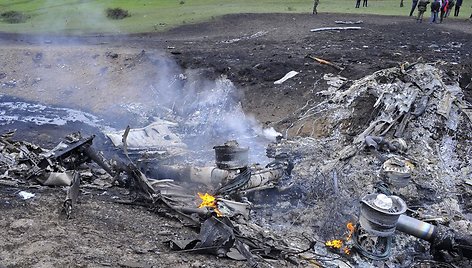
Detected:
left=363, top=0, right=368, bottom=7
left=454, top=0, right=462, bottom=16
left=356, top=0, right=361, bottom=8
left=446, top=0, right=455, bottom=17
left=410, top=0, right=419, bottom=16
left=430, top=0, right=441, bottom=23
left=417, top=0, right=431, bottom=22
left=312, top=0, right=319, bottom=14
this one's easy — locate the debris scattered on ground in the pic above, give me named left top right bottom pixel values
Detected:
left=274, top=70, right=299, bottom=84
left=17, top=191, right=35, bottom=200
left=307, top=55, right=344, bottom=71
left=310, top=26, right=362, bottom=32
left=335, top=20, right=364, bottom=24
left=2, top=60, right=472, bottom=266
left=1, top=13, right=472, bottom=266
left=267, top=61, right=472, bottom=266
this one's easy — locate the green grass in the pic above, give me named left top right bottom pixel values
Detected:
left=0, top=0, right=469, bottom=34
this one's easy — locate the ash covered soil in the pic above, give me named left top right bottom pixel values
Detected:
left=1, top=13, right=472, bottom=267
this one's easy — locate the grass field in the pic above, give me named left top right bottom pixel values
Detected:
left=0, top=0, right=470, bottom=34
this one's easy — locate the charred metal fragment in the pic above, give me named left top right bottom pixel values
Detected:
left=39, top=135, right=95, bottom=169
left=364, top=136, right=406, bottom=153
left=359, top=193, right=407, bottom=237
left=169, top=216, right=235, bottom=257
left=63, top=172, right=80, bottom=219
left=233, top=240, right=259, bottom=268
left=214, top=140, right=249, bottom=170
left=195, top=217, right=235, bottom=257
left=357, top=194, right=472, bottom=261
left=215, top=167, right=251, bottom=195
left=394, top=112, right=411, bottom=138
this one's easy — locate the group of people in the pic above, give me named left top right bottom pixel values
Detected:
left=355, top=0, right=368, bottom=8
left=311, top=0, right=471, bottom=21
left=410, top=0, right=465, bottom=23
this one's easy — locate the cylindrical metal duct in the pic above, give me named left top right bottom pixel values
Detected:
left=214, top=141, right=249, bottom=170
left=396, top=214, right=436, bottom=241
left=243, top=168, right=284, bottom=189
left=359, top=193, right=407, bottom=237
left=155, top=165, right=230, bottom=186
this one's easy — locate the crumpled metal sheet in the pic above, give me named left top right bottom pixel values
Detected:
left=169, top=216, right=235, bottom=257
left=194, top=217, right=235, bottom=256
left=106, top=119, right=187, bottom=150
left=39, top=171, right=74, bottom=186
left=319, top=63, right=467, bottom=146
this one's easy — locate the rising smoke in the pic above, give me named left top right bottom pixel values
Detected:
left=132, top=53, right=278, bottom=164
left=1, top=2, right=279, bottom=165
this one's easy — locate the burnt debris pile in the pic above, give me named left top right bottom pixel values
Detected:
left=1, top=62, right=472, bottom=267
left=268, top=62, right=472, bottom=266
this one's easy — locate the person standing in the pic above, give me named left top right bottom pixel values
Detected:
left=454, top=0, right=462, bottom=16
left=410, top=0, right=419, bottom=16
left=313, top=0, right=320, bottom=14
left=446, top=0, right=455, bottom=17
left=430, top=0, right=441, bottom=23
left=440, top=0, right=448, bottom=22
left=356, top=0, right=361, bottom=8
left=417, top=0, right=431, bottom=22
left=363, top=0, right=368, bottom=7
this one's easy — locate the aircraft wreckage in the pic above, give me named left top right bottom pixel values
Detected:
left=1, top=62, right=471, bottom=267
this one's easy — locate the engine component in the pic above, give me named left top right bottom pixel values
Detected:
left=214, top=141, right=248, bottom=170
left=358, top=193, right=407, bottom=237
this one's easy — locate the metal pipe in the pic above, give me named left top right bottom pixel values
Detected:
left=156, top=165, right=230, bottom=186
left=396, top=214, right=436, bottom=241
left=243, top=169, right=284, bottom=189
left=83, top=146, right=116, bottom=176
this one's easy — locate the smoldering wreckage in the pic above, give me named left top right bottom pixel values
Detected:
left=1, top=61, right=472, bottom=268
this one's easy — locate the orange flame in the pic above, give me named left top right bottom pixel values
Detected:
left=325, top=222, right=355, bottom=254
left=197, top=192, right=223, bottom=216
left=346, top=222, right=355, bottom=240
left=325, top=239, right=343, bottom=249
left=343, top=247, right=351, bottom=255
left=198, top=192, right=217, bottom=208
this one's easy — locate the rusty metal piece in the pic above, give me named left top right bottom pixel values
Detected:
left=307, top=55, right=344, bottom=71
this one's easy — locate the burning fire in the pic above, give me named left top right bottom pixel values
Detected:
left=197, top=192, right=222, bottom=216
left=346, top=222, right=355, bottom=240
left=325, top=239, right=343, bottom=249
left=325, top=222, right=355, bottom=255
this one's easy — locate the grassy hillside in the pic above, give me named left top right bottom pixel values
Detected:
left=0, top=0, right=469, bottom=34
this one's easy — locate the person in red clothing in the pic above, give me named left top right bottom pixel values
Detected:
left=446, top=0, right=455, bottom=17
left=440, top=0, right=448, bottom=23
